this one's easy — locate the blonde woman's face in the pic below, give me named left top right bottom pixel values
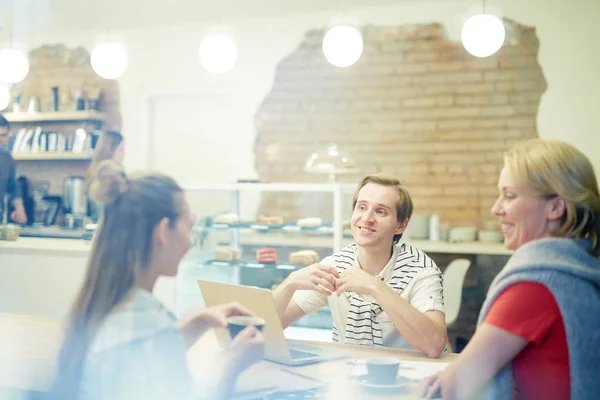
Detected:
left=491, top=166, right=560, bottom=251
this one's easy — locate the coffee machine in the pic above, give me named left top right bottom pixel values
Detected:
left=63, top=176, right=87, bottom=229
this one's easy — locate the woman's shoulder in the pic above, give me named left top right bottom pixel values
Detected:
left=89, top=289, right=180, bottom=355
left=509, top=237, right=596, bottom=267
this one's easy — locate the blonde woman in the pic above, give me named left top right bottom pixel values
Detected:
left=52, top=161, right=264, bottom=400
left=423, top=139, right=600, bottom=399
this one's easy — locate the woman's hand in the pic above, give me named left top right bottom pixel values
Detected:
left=198, top=302, right=255, bottom=329
left=215, top=327, right=265, bottom=400
left=179, top=302, right=254, bottom=348
left=419, top=373, right=442, bottom=398
left=227, top=326, right=266, bottom=374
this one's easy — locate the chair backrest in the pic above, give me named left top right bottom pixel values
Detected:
left=442, top=258, right=472, bottom=326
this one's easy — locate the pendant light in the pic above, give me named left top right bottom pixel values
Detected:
left=199, top=33, right=238, bottom=74
left=322, top=25, right=364, bottom=68
left=461, top=0, right=506, bottom=58
left=0, top=0, right=30, bottom=84
left=91, top=42, right=128, bottom=80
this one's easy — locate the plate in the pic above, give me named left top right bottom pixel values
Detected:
left=355, top=374, right=411, bottom=389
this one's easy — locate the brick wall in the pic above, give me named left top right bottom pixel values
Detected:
left=8, top=44, right=121, bottom=196
left=254, top=19, right=545, bottom=228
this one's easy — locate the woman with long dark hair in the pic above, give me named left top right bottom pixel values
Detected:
left=53, top=161, right=264, bottom=400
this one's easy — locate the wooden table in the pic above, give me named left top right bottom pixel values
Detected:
left=1, top=313, right=456, bottom=399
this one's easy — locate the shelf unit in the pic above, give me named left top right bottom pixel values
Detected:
left=176, top=182, right=357, bottom=321
left=183, top=182, right=356, bottom=253
left=4, top=111, right=107, bottom=123
left=12, top=152, right=93, bottom=161
left=201, top=259, right=305, bottom=271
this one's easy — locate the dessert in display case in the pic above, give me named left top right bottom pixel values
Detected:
left=175, top=182, right=357, bottom=330
left=304, top=143, right=358, bottom=183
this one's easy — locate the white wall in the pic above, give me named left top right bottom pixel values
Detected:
left=17, top=0, right=600, bottom=184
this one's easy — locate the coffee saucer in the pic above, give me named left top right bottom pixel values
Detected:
left=355, top=374, right=410, bottom=389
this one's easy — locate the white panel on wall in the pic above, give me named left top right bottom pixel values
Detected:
left=148, top=93, right=247, bottom=185
left=148, top=93, right=262, bottom=220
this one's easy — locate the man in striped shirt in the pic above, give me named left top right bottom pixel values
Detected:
left=273, top=173, right=447, bottom=357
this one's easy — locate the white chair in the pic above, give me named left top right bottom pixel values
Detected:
left=443, top=258, right=472, bottom=327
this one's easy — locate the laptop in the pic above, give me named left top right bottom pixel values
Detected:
left=197, top=280, right=348, bottom=366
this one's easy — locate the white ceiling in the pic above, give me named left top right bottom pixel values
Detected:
left=2, top=0, right=414, bottom=35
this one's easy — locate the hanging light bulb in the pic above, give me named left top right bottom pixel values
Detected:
left=0, top=86, right=10, bottom=110
left=322, top=25, right=363, bottom=68
left=461, top=14, right=506, bottom=58
left=0, top=49, right=30, bottom=83
left=91, top=43, right=128, bottom=79
left=199, top=34, right=238, bottom=74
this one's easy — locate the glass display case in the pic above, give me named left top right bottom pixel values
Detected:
left=175, top=182, right=357, bottom=331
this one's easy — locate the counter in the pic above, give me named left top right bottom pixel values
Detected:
left=0, top=237, right=91, bottom=256
left=1, top=235, right=510, bottom=320
left=1, top=235, right=511, bottom=256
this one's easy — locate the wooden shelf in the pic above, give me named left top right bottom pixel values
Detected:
left=4, top=111, right=106, bottom=123
left=12, top=152, right=93, bottom=161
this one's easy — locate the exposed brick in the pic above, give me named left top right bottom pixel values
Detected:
left=444, top=187, right=479, bottom=196
left=255, top=21, right=544, bottom=229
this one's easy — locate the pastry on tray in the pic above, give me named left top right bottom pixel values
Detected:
left=254, top=215, right=284, bottom=225
left=213, top=213, right=239, bottom=224
left=289, top=250, right=320, bottom=266
left=256, top=248, right=277, bottom=264
left=214, top=247, right=241, bottom=262
left=296, top=217, right=322, bottom=228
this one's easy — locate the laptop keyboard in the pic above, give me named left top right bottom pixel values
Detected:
left=289, top=348, right=317, bottom=360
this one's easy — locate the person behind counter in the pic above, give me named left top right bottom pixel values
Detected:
left=0, top=113, right=26, bottom=224
left=422, top=139, right=600, bottom=400
left=86, top=130, right=125, bottom=222
left=273, top=173, right=447, bottom=358
left=51, top=160, right=265, bottom=400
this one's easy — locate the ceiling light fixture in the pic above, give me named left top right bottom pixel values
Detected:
left=461, top=0, right=506, bottom=58
left=322, top=25, right=363, bottom=68
left=0, top=0, right=29, bottom=84
left=91, top=42, right=128, bottom=79
left=199, top=33, right=238, bottom=74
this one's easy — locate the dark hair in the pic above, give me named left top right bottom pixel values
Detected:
left=352, top=173, right=414, bottom=244
left=52, top=160, right=184, bottom=399
left=0, top=113, right=9, bottom=128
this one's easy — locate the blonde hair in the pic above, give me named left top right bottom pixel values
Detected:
left=53, top=161, right=184, bottom=399
left=352, top=173, right=414, bottom=244
left=505, top=139, right=600, bottom=257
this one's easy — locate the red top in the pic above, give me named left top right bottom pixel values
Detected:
left=485, top=282, right=570, bottom=400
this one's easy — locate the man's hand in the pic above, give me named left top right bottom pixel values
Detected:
left=335, top=266, right=383, bottom=297
left=10, top=204, right=27, bottom=224
left=287, top=263, right=340, bottom=295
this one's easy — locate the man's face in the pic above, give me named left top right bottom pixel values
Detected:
left=350, top=183, right=406, bottom=249
left=0, top=127, right=8, bottom=148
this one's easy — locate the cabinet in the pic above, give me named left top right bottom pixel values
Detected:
left=175, top=182, right=357, bottom=329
